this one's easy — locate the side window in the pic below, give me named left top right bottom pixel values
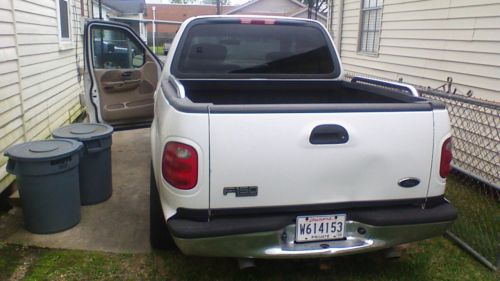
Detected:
left=91, top=27, right=145, bottom=69
left=57, top=0, right=71, bottom=41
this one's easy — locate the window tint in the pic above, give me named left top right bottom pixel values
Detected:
left=175, top=23, right=335, bottom=76
left=91, top=27, right=145, bottom=69
left=58, top=0, right=70, bottom=39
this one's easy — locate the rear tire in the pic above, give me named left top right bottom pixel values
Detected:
left=150, top=164, right=176, bottom=250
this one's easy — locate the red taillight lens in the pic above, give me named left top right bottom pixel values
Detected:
left=439, top=137, right=453, bottom=178
left=162, top=142, right=198, bottom=189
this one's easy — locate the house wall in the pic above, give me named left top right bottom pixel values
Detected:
left=293, top=10, right=327, bottom=26
left=0, top=0, right=88, bottom=193
left=231, top=0, right=304, bottom=15
left=227, top=0, right=328, bottom=26
left=144, top=4, right=235, bottom=34
left=328, top=0, right=500, bottom=101
left=92, top=2, right=147, bottom=42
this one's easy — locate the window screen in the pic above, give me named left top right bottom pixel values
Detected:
left=359, top=0, right=383, bottom=53
left=59, top=0, right=70, bottom=39
left=174, top=22, right=335, bottom=76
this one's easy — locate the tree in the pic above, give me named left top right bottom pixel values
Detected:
left=300, top=0, right=328, bottom=20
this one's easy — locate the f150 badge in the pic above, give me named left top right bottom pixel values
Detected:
left=223, top=186, right=258, bottom=197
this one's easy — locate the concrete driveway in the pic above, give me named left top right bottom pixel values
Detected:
left=0, top=128, right=152, bottom=253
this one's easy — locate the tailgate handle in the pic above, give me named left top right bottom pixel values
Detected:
left=310, top=125, right=349, bottom=145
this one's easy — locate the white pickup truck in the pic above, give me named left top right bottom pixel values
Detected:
left=84, top=16, right=456, bottom=259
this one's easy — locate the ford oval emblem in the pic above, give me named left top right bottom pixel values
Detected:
left=398, top=178, right=420, bottom=188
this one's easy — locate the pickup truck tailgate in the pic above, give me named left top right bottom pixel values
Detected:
left=209, top=111, right=434, bottom=209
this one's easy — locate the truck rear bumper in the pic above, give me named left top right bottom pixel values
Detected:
left=168, top=200, right=456, bottom=259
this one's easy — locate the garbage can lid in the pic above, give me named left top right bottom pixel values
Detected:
left=4, top=139, right=83, bottom=162
left=52, top=123, right=113, bottom=141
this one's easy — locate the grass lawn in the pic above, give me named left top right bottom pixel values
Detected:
left=444, top=172, right=499, bottom=264
left=1, top=173, right=497, bottom=280
left=148, top=46, right=164, bottom=55
left=0, top=236, right=497, bottom=281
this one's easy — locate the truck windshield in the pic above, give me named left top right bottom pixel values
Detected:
left=173, top=21, right=336, bottom=77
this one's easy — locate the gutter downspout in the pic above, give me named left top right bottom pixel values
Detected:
left=327, top=0, right=334, bottom=33
left=216, top=0, right=221, bottom=15
left=336, top=0, right=344, bottom=55
left=98, top=0, right=102, bottom=19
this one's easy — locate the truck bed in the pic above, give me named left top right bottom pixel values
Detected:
left=180, top=80, right=422, bottom=105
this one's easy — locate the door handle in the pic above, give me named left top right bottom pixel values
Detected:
left=121, top=71, right=132, bottom=77
left=309, top=124, right=349, bottom=145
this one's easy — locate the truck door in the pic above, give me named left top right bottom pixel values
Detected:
left=84, top=20, right=162, bottom=129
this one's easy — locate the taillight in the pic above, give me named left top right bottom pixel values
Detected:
left=162, top=142, right=198, bottom=189
left=439, top=137, right=453, bottom=178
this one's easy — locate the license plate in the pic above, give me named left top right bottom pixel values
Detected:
left=295, top=214, right=346, bottom=242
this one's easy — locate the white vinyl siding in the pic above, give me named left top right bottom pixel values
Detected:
left=328, top=0, right=500, bottom=101
left=0, top=1, right=22, bottom=191
left=0, top=0, right=87, bottom=193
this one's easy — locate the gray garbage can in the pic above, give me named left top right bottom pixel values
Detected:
left=52, top=123, right=113, bottom=205
left=5, top=139, right=83, bottom=234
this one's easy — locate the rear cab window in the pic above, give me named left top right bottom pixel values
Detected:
left=171, top=18, right=341, bottom=79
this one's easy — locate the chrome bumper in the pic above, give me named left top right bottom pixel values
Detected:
left=173, top=220, right=453, bottom=259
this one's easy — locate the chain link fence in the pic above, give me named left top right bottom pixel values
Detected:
left=419, top=88, right=499, bottom=189
left=418, top=87, right=499, bottom=271
left=344, top=73, right=499, bottom=270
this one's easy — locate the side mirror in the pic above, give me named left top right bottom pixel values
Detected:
left=107, top=43, right=115, bottom=53
left=132, top=54, right=144, bottom=67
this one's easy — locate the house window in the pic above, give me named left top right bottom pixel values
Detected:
left=58, top=0, right=71, bottom=41
left=359, top=0, right=383, bottom=54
